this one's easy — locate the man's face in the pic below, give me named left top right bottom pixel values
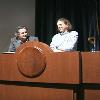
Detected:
left=57, top=21, right=68, bottom=33
left=18, top=28, right=27, bottom=39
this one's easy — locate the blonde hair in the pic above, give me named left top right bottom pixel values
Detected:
left=57, top=18, right=72, bottom=32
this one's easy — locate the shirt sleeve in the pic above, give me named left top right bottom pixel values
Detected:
left=50, top=34, right=61, bottom=52
left=64, top=31, right=78, bottom=51
left=8, top=38, right=16, bottom=52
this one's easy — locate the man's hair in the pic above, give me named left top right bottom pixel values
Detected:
left=15, top=26, right=28, bottom=37
left=57, top=18, right=73, bottom=31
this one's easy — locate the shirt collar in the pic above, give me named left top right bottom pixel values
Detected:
left=59, top=31, right=69, bottom=35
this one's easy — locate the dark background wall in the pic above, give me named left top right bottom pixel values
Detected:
left=35, top=0, right=100, bottom=51
left=0, top=0, right=35, bottom=52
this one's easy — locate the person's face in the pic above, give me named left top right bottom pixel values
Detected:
left=18, top=28, right=27, bottom=39
left=57, top=21, right=68, bottom=33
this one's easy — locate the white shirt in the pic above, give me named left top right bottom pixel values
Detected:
left=50, top=31, right=78, bottom=52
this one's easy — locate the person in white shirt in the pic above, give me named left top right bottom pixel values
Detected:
left=50, top=18, right=78, bottom=52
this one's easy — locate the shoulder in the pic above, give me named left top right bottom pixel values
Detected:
left=70, top=31, right=78, bottom=35
left=52, top=33, right=61, bottom=39
left=10, top=37, right=17, bottom=42
left=69, top=31, right=78, bottom=38
left=28, top=35, right=38, bottom=41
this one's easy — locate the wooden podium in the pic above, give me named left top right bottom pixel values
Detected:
left=0, top=41, right=80, bottom=100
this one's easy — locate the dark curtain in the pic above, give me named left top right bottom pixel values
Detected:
left=35, top=0, right=100, bottom=51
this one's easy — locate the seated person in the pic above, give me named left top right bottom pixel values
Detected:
left=50, top=18, right=78, bottom=52
left=8, top=26, right=38, bottom=52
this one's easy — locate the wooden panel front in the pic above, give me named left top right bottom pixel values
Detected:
left=0, top=52, right=80, bottom=84
left=45, top=52, right=80, bottom=84
left=82, top=52, right=100, bottom=83
left=0, top=84, right=73, bottom=100
left=82, top=52, right=100, bottom=100
left=84, top=90, right=100, bottom=100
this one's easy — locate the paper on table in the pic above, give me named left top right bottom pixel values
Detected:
left=1, top=52, right=15, bottom=54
